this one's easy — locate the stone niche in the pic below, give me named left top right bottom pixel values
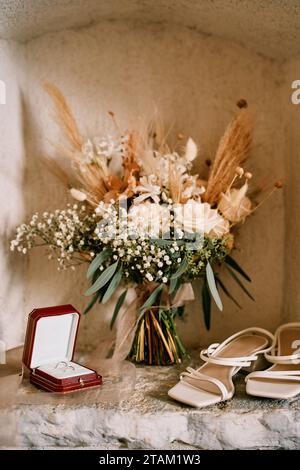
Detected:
left=1, top=0, right=300, bottom=451
left=0, top=1, right=300, bottom=361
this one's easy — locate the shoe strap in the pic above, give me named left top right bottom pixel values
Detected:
left=265, top=352, right=300, bottom=365
left=199, top=326, right=274, bottom=368
left=200, top=348, right=258, bottom=367
left=208, top=327, right=274, bottom=354
left=264, top=322, right=300, bottom=364
left=246, top=369, right=300, bottom=382
left=180, top=367, right=229, bottom=400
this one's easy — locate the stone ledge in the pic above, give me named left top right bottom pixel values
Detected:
left=1, top=352, right=300, bottom=450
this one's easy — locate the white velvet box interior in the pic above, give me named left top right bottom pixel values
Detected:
left=30, top=312, right=80, bottom=368
left=37, top=361, right=93, bottom=379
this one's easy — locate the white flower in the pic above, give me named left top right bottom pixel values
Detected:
left=94, top=135, right=124, bottom=160
left=174, top=200, right=229, bottom=237
left=128, top=202, right=171, bottom=238
left=181, top=175, right=206, bottom=200
left=134, top=175, right=161, bottom=204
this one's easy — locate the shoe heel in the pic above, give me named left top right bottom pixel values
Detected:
left=240, top=354, right=269, bottom=375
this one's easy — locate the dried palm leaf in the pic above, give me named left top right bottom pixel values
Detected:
left=43, top=81, right=83, bottom=151
left=76, top=166, right=108, bottom=207
left=203, top=108, right=253, bottom=205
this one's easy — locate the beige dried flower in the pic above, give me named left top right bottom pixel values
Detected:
left=218, top=181, right=252, bottom=224
left=236, top=167, right=244, bottom=177
left=70, top=188, right=87, bottom=201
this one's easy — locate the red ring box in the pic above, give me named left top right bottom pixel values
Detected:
left=22, top=304, right=102, bottom=393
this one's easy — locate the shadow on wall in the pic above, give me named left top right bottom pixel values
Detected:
left=19, top=89, right=117, bottom=353
left=0, top=36, right=28, bottom=349
left=5, top=20, right=286, bottom=351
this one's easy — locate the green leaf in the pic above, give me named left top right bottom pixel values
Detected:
left=226, top=265, right=255, bottom=301
left=202, top=281, right=211, bottom=330
left=225, top=255, right=251, bottom=282
left=86, top=248, right=112, bottom=279
left=206, top=261, right=223, bottom=311
left=169, top=277, right=179, bottom=295
left=152, top=238, right=185, bottom=247
left=102, top=268, right=123, bottom=304
left=170, top=257, right=188, bottom=280
left=83, top=291, right=101, bottom=315
left=140, top=284, right=163, bottom=312
left=216, top=277, right=242, bottom=309
left=85, top=261, right=119, bottom=296
left=110, top=289, right=127, bottom=329
left=152, top=239, right=174, bottom=247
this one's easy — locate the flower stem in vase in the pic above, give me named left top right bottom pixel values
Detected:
left=145, top=311, right=152, bottom=365
left=129, top=308, right=188, bottom=366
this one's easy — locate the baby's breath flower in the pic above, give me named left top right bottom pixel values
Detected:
left=10, top=204, right=98, bottom=269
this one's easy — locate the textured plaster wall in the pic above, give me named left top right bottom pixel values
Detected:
left=282, top=59, right=300, bottom=322
left=1, top=1, right=300, bottom=60
left=0, top=40, right=26, bottom=349
left=3, top=20, right=285, bottom=351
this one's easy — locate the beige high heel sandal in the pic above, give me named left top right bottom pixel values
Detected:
left=168, top=327, right=274, bottom=408
left=246, top=323, right=300, bottom=399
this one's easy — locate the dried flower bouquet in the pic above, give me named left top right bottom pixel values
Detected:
left=11, top=86, right=282, bottom=365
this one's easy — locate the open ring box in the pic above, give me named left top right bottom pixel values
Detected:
left=22, top=304, right=102, bottom=393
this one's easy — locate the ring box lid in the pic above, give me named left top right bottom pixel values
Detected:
left=22, top=304, right=80, bottom=369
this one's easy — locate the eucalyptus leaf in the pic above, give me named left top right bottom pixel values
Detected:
left=225, top=255, right=251, bottom=282
left=140, top=284, right=163, bottom=312
left=170, top=257, right=188, bottom=280
left=216, top=277, right=242, bottom=309
left=174, top=239, right=185, bottom=246
left=102, top=269, right=123, bottom=304
left=206, top=261, right=223, bottom=311
left=83, top=290, right=101, bottom=315
left=86, top=248, right=112, bottom=279
left=152, top=238, right=185, bottom=247
left=85, top=261, right=119, bottom=296
left=152, top=239, right=174, bottom=247
left=110, top=289, right=127, bottom=329
left=202, top=281, right=211, bottom=330
left=226, top=265, right=255, bottom=301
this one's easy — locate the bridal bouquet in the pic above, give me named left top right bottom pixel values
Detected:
left=11, top=85, right=281, bottom=365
